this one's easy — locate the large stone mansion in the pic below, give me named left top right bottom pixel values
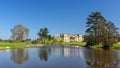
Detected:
left=55, top=34, right=84, bottom=42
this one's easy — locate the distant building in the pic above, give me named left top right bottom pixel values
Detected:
left=54, top=34, right=84, bottom=42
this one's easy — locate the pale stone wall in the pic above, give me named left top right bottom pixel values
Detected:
left=58, top=34, right=84, bottom=42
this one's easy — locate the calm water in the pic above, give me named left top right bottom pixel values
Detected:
left=0, top=46, right=120, bottom=68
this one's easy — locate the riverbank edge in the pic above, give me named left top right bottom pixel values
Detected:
left=0, top=42, right=120, bottom=50
left=0, top=42, right=86, bottom=50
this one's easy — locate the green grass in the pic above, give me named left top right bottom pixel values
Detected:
left=0, top=41, right=120, bottom=50
left=61, top=42, right=86, bottom=46
left=0, top=42, right=42, bottom=50
left=0, top=42, right=26, bottom=46
left=88, top=43, right=103, bottom=49
left=87, top=42, right=120, bottom=50
left=111, top=42, right=120, bottom=49
left=0, top=41, right=86, bottom=50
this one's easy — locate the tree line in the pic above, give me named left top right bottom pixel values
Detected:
left=9, top=24, right=59, bottom=45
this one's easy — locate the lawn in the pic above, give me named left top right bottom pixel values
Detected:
left=111, top=42, right=120, bottom=49
left=0, top=41, right=120, bottom=50
left=61, top=42, right=86, bottom=46
left=0, top=42, right=36, bottom=50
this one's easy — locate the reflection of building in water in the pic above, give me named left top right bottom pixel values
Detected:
left=53, top=46, right=84, bottom=58
left=54, top=47, right=64, bottom=56
left=64, top=47, right=70, bottom=56
left=11, top=49, right=29, bottom=64
left=55, top=34, right=84, bottom=42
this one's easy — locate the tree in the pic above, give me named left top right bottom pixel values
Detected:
left=102, top=21, right=119, bottom=48
left=85, top=12, right=119, bottom=49
left=86, top=12, right=106, bottom=46
left=37, top=27, right=50, bottom=44
left=37, top=27, right=49, bottom=39
left=11, top=24, right=29, bottom=42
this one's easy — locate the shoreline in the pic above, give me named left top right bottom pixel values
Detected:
left=0, top=42, right=120, bottom=50
left=0, top=42, right=86, bottom=50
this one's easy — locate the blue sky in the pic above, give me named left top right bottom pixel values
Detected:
left=0, top=0, right=120, bottom=40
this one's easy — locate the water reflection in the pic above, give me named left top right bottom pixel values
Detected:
left=11, top=48, right=29, bottom=64
left=84, top=49, right=120, bottom=68
left=39, top=46, right=51, bottom=61
left=38, top=46, right=120, bottom=67
left=38, top=46, right=84, bottom=61
left=2, top=46, right=120, bottom=68
left=52, top=46, right=84, bottom=57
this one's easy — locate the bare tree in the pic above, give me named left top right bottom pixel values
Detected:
left=11, top=24, right=29, bottom=42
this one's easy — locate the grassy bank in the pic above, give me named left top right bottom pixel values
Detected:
left=60, top=42, right=86, bottom=46
left=0, top=41, right=120, bottom=50
left=0, top=42, right=86, bottom=50
left=53, top=41, right=120, bottom=50
left=0, top=42, right=42, bottom=50
left=111, top=42, right=120, bottom=49
left=87, top=42, right=120, bottom=50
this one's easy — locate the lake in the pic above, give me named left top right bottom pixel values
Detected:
left=0, top=46, right=120, bottom=68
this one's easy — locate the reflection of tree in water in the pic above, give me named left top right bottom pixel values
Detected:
left=39, top=46, right=51, bottom=61
left=84, top=49, right=120, bottom=68
left=11, top=48, right=29, bottom=64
